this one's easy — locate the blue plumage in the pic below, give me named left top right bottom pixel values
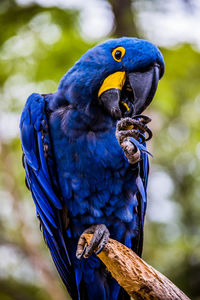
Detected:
left=20, top=37, right=164, bottom=300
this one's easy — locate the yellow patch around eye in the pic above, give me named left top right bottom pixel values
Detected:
left=112, top=46, right=126, bottom=62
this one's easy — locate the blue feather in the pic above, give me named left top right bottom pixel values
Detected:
left=129, top=137, right=153, bottom=157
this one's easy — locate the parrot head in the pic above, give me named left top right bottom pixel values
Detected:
left=58, top=37, right=164, bottom=119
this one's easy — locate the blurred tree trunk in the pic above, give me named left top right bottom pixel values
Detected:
left=108, top=0, right=139, bottom=37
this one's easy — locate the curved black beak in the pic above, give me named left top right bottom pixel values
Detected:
left=129, top=64, right=160, bottom=114
left=99, top=89, right=122, bottom=119
left=99, top=64, right=161, bottom=119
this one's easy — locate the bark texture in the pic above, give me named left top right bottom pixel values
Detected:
left=84, top=234, right=190, bottom=300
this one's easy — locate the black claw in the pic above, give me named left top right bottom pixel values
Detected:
left=76, top=243, right=87, bottom=260
left=96, top=244, right=105, bottom=255
left=133, top=114, right=152, bottom=124
left=132, top=114, right=153, bottom=141
left=145, top=127, right=153, bottom=141
left=117, top=115, right=153, bottom=144
left=95, top=233, right=109, bottom=255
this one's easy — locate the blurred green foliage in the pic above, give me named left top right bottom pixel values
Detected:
left=144, top=43, right=200, bottom=298
left=0, top=279, right=52, bottom=300
left=0, top=0, right=200, bottom=299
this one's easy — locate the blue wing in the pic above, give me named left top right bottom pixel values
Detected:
left=20, top=93, right=78, bottom=299
left=129, top=137, right=150, bottom=256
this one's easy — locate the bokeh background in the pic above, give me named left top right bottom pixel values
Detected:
left=0, top=0, right=200, bottom=299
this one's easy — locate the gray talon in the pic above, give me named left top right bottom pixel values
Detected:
left=95, top=232, right=109, bottom=255
left=76, top=243, right=87, bottom=259
left=76, top=224, right=110, bottom=259
left=116, top=116, right=152, bottom=164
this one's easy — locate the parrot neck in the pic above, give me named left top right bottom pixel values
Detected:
left=73, top=101, right=115, bottom=131
left=48, top=91, right=115, bottom=132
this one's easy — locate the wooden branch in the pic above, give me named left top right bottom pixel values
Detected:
left=84, top=234, right=190, bottom=300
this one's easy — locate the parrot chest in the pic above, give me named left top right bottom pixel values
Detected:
left=49, top=108, right=139, bottom=237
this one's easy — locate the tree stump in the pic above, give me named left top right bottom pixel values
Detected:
left=84, top=234, right=190, bottom=300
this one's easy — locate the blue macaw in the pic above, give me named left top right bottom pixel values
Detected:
left=20, top=37, right=164, bottom=300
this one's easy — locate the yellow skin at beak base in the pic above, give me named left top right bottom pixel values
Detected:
left=98, top=71, right=126, bottom=97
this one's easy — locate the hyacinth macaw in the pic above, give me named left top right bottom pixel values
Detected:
left=20, top=37, right=164, bottom=300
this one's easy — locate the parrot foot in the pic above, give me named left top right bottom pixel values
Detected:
left=116, top=115, right=152, bottom=164
left=76, top=224, right=110, bottom=259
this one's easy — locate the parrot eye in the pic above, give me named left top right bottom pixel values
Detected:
left=115, top=51, right=122, bottom=60
left=112, top=47, right=125, bottom=62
